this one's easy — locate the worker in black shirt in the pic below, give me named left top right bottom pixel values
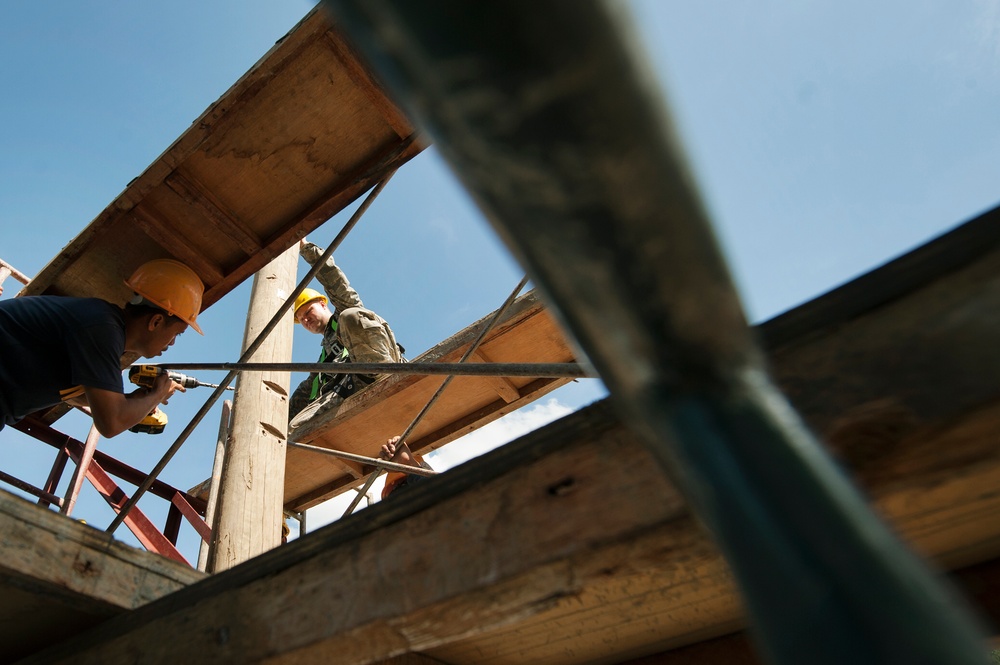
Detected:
left=0, top=259, right=205, bottom=437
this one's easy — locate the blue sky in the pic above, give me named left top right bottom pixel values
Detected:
left=1, top=1, right=998, bottom=561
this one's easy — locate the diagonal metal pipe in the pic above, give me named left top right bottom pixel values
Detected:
left=321, top=1, right=988, bottom=663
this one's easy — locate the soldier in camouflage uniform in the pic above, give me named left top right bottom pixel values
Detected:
left=288, top=239, right=403, bottom=430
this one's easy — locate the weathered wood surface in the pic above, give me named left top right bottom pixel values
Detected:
left=616, top=557, right=1000, bottom=665
left=0, top=490, right=204, bottom=662
left=22, top=388, right=1000, bottom=664
left=281, top=290, right=577, bottom=511
left=761, top=204, right=1000, bottom=445
left=20, top=7, right=420, bottom=313
left=208, top=246, right=297, bottom=572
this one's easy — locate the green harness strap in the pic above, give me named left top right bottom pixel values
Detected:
left=309, top=319, right=348, bottom=400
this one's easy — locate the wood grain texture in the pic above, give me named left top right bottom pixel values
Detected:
left=208, top=246, right=297, bottom=572
left=22, top=389, right=1000, bottom=663
left=0, top=491, right=204, bottom=662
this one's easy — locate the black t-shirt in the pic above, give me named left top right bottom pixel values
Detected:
left=0, top=296, right=125, bottom=428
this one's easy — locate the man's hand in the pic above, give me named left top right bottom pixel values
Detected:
left=84, top=374, right=185, bottom=438
left=153, top=371, right=186, bottom=404
left=380, top=435, right=402, bottom=461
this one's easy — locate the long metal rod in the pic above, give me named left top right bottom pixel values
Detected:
left=287, top=441, right=437, bottom=477
left=0, top=469, right=63, bottom=505
left=154, top=361, right=590, bottom=378
left=340, top=276, right=529, bottom=518
left=107, top=172, right=397, bottom=534
left=0, top=257, right=30, bottom=284
left=342, top=471, right=381, bottom=517
left=323, top=2, right=987, bottom=663
left=61, top=423, right=100, bottom=517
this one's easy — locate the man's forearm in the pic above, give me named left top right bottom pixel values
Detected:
left=85, top=386, right=170, bottom=438
left=300, top=241, right=363, bottom=311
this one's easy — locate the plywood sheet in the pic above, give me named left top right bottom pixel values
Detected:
left=21, top=8, right=421, bottom=312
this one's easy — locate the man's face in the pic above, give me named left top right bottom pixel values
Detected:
left=142, top=317, right=189, bottom=358
left=296, top=300, right=330, bottom=335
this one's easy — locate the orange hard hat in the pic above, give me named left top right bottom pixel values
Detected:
left=293, top=288, right=328, bottom=323
left=125, top=259, right=205, bottom=335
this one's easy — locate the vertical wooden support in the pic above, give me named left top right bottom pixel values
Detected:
left=207, top=247, right=296, bottom=572
left=198, top=400, right=232, bottom=572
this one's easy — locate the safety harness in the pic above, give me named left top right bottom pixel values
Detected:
left=309, top=320, right=353, bottom=401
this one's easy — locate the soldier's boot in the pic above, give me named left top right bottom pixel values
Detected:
left=288, top=391, right=345, bottom=432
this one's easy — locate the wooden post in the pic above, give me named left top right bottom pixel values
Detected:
left=197, top=400, right=231, bottom=572
left=207, top=246, right=296, bottom=572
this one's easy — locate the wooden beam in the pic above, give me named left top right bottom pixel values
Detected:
left=0, top=490, right=203, bottom=662
left=26, top=392, right=1000, bottom=663
left=615, top=557, right=1000, bottom=665
left=131, top=206, right=226, bottom=286
left=468, top=349, right=520, bottom=403
left=164, top=171, right=262, bottom=256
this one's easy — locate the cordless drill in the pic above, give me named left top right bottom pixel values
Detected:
left=126, top=365, right=231, bottom=434
left=128, top=364, right=227, bottom=390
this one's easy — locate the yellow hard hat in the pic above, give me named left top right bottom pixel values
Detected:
left=125, top=259, right=205, bottom=335
left=293, top=288, right=327, bottom=322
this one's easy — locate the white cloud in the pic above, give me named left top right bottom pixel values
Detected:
left=304, top=397, right=573, bottom=532
left=425, top=397, right=573, bottom=471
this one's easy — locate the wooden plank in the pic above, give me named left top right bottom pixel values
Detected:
left=762, top=212, right=1000, bottom=441
left=322, top=30, right=415, bottom=139
left=615, top=557, right=1000, bottom=665
left=429, top=397, right=1000, bottom=664
left=0, top=490, right=204, bottom=662
left=21, top=8, right=420, bottom=312
left=25, top=386, right=1000, bottom=663
left=130, top=206, right=225, bottom=285
left=163, top=171, right=262, bottom=256
left=469, top=349, right=521, bottom=403
left=18, top=6, right=421, bottom=431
